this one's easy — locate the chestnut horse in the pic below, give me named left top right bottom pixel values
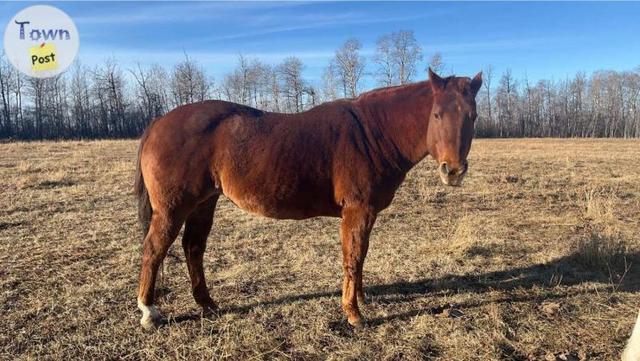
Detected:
left=134, top=69, right=482, bottom=329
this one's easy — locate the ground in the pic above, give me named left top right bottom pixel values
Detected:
left=1, top=139, right=639, bottom=360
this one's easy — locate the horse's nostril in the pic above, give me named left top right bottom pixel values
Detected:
left=440, top=161, right=467, bottom=177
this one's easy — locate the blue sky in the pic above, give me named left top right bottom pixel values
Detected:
left=2, top=1, right=640, bottom=88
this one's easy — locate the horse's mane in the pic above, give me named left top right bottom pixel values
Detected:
left=356, top=76, right=456, bottom=101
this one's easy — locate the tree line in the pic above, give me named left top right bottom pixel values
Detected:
left=0, top=30, right=639, bottom=140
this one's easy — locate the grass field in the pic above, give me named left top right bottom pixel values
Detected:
left=1, top=139, right=639, bottom=360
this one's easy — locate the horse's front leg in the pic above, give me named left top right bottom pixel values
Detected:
left=340, top=205, right=376, bottom=328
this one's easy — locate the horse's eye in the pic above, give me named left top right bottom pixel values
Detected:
left=434, top=113, right=441, bottom=120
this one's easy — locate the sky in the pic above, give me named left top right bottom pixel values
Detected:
left=2, top=1, right=640, bottom=89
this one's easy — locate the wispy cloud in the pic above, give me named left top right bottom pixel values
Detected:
left=198, top=13, right=432, bottom=43
left=74, top=3, right=447, bottom=49
left=73, top=2, right=305, bottom=25
left=423, top=36, right=584, bottom=54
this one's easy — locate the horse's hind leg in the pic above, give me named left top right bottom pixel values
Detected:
left=137, top=209, right=184, bottom=330
left=182, top=195, right=219, bottom=314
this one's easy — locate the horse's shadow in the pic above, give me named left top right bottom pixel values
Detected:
left=167, top=249, right=640, bottom=326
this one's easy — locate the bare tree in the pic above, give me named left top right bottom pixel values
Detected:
left=130, top=63, right=155, bottom=122
left=278, top=56, right=306, bottom=113
left=0, top=54, right=14, bottom=137
left=374, top=30, right=422, bottom=86
left=249, top=61, right=274, bottom=111
left=171, top=53, right=211, bottom=107
left=569, top=72, right=587, bottom=136
left=333, top=38, right=366, bottom=98
left=130, top=63, right=169, bottom=128
left=221, top=71, right=242, bottom=104
left=373, top=35, right=394, bottom=86
left=393, top=30, right=423, bottom=84
left=222, top=54, right=256, bottom=106
left=267, top=65, right=281, bottom=112
left=222, top=57, right=277, bottom=111
left=322, top=63, right=340, bottom=102
left=69, top=61, right=92, bottom=137
left=305, top=85, right=318, bottom=108
left=626, top=69, right=640, bottom=137
left=428, top=52, right=445, bottom=74
left=476, top=65, right=494, bottom=137
left=92, top=58, right=127, bottom=136
left=14, top=68, right=25, bottom=135
left=495, top=69, right=518, bottom=137
left=26, top=77, right=45, bottom=138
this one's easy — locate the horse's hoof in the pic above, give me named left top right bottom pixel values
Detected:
left=348, top=317, right=365, bottom=330
left=138, top=298, right=162, bottom=331
left=140, top=314, right=161, bottom=330
left=202, top=303, right=220, bottom=317
left=358, top=293, right=367, bottom=305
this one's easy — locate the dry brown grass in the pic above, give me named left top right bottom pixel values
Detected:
left=1, top=138, right=639, bottom=360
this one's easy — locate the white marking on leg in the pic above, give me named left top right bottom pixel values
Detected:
left=623, top=310, right=640, bottom=361
left=138, top=297, right=161, bottom=330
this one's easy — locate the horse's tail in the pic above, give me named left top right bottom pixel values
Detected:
left=134, top=124, right=153, bottom=239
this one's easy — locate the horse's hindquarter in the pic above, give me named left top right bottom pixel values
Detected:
left=141, top=104, right=224, bottom=212
left=212, top=110, right=343, bottom=219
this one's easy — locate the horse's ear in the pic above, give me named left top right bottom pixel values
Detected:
left=428, top=68, right=446, bottom=93
left=470, top=71, right=483, bottom=97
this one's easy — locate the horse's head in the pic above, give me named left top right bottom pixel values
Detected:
left=426, top=68, right=482, bottom=187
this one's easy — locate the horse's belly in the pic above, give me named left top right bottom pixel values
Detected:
left=221, top=176, right=339, bottom=219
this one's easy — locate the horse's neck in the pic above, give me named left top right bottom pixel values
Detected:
left=354, top=83, right=433, bottom=172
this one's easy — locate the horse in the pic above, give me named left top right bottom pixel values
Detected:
left=133, top=68, right=482, bottom=329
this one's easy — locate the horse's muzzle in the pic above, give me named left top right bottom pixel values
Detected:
left=438, top=160, right=468, bottom=187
